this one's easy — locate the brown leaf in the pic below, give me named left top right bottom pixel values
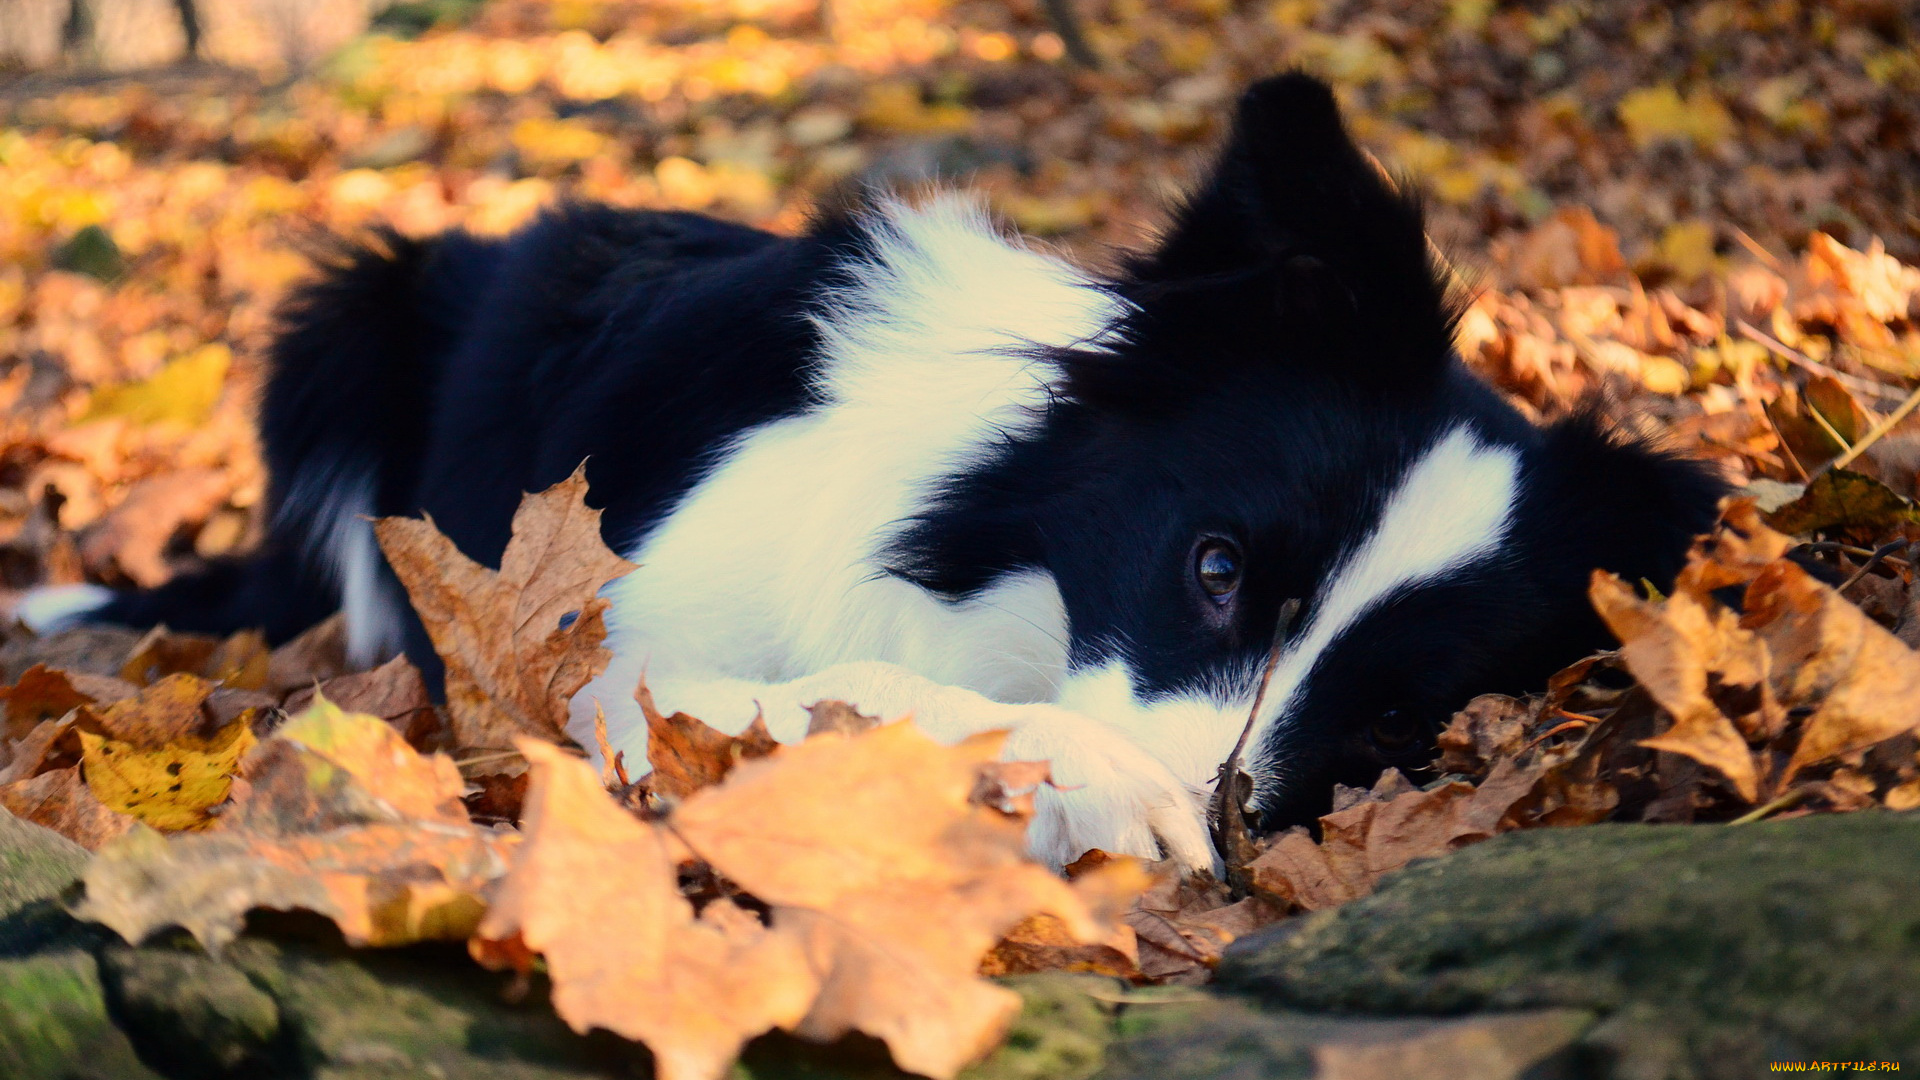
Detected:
left=474, top=739, right=817, bottom=1080
left=979, top=911, right=1138, bottom=979
left=3, top=664, right=101, bottom=740
left=1589, top=570, right=1765, bottom=801
left=374, top=466, right=636, bottom=750
left=0, top=765, right=135, bottom=850
left=283, top=654, right=439, bottom=749
left=0, top=716, right=77, bottom=785
left=638, top=679, right=777, bottom=801
left=74, top=700, right=514, bottom=949
left=1741, top=560, right=1920, bottom=780
left=1763, top=468, right=1920, bottom=538
left=804, top=698, right=881, bottom=738
left=1249, top=762, right=1548, bottom=913
left=265, top=613, right=350, bottom=694
left=1436, top=694, right=1531, bottom=778
left=77, top=672, right=218, bottom=747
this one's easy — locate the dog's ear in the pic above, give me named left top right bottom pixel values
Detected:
left=1118, top=73, right=1456, bottom=386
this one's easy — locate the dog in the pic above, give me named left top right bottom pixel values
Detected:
left=19, top=74, right=1725, bottom=870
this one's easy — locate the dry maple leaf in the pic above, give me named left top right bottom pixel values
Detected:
left=668, top=723, right=1136, bottom=1079
left=1742, top=559, right=1920, bottom=780
left=473, top=739, right=817, bottom=1080
left=75, top=700, right=515, bottom=949
left=374, top=465, right=636, bottom=750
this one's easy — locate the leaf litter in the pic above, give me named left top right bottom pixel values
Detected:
left=2, top=0, right=1920, bottom=1071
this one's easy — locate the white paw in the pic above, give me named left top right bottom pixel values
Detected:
left=1001, top=705, right=1219, bottom=875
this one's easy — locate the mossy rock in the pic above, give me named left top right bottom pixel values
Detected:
left=1218, top=812, right=1920, bottom=1076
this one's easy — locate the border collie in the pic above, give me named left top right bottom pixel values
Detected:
left=20, top=74, right=1724, bottom=869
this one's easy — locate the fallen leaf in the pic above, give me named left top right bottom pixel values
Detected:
left=77, top=716, right=254, bottom=831
left=78, top=672, right=218, bottom=746
left=638, top=679, right=778, bottom=801
left=0, top=765, right=135, bottom=850
left=1741, top=560, right=1920, bottom=779
left=283, top=655, right=440, bottom=749
left=804, top=699, right=881, bottom=738
left=375, top=466, right=636, bottom=750
left=265, top=613, right=351, bottom=694
left=74, top=701, right=514, bottom=949
left=1762, top=468, right=1920, bottom=538
left=669, top=723, right=1132, bottom=1078
left=1589, top=570, right=1765, bottom=801
left=474, top=739, right=818, bottom=1080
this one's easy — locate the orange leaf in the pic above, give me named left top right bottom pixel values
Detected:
left=475, top=739, right=816, bottom=1080
left=637, top=679, right=777, bottom=800
left=1741, top=560, right=1920, bottom=780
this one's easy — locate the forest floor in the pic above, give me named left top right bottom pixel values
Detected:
left=1, top=0, right=1919, bottom=1076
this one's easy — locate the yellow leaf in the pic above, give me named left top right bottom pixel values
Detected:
left=1657, top=220, right=1718, bottom=282
left=78, top=718, right=255, bottom=831
left=80, top=343, right=231, bottom=427
left=1617, top=85, right=1735, bottom=149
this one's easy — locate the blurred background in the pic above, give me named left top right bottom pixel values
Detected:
left=0, top=0, right=1916, bottom=617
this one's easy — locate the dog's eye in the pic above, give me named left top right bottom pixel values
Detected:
left=1194, top=540, right=1242, bottom=600
left=1367, top=708, right=1426, bottom=756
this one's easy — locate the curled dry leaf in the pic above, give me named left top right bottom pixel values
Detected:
left=1589, top=571, right=1766, bottom=801
left=282, top=654, right=441, bottom=751
left=75, top=700, right=515, bottom=949
left=473, top=739, right=817, bottom=1080
left=1743, top=559, right=1920, bottom=780
left=374, top=465, right=636, bottom=750
left=1248, top=760, right=1546, bottom=913
left=637, top=679, right=778, bottom=801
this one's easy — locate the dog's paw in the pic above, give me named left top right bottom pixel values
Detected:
left=1001, top=705, right=1219, bottom=875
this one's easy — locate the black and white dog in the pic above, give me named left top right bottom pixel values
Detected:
left=21, top=74, right=1723, bottom=869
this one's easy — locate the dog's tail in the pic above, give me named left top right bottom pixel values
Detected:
left=18, top=229, right=501, bottom=665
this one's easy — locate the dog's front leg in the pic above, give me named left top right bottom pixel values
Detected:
left=578, top=661, right=1217, bottom=873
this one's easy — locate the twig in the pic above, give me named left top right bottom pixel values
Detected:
left=1756, top=406, right=1810, bottom=481
left=1837, top=540, right=1912, bottom=593
left=1830, top=381, right=1920, bottom=471
left=1039, top=0, right=1102, bottom=68
left=1728, top=787, right=1809, bottom=825
left=1730, top=227, right=1786, bottom=273
left=1735, top=319, right=1907, bottom=403
left=1209, top=598, right=1300, bottom=893
left=1804, top=399, right=1853, bottom=455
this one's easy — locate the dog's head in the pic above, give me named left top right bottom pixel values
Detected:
left=895, top=74, right=1726, bottom=835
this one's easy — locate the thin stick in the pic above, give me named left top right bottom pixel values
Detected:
left=1831, top=382, right=1920, bottom=471
left=1757, top=406, right=1810, bottom=481
left=1730, top=227, right=1786, bottom=272
left=1837, top=540, right=1912, bottom=593
left=1209, top=598, right=1300, bottom=891
left=1804, top=399, right=1853, bottom=455
left=1736, top=320, right=1906, bottom=403
left=1728, top=786, right=1808, bottom=825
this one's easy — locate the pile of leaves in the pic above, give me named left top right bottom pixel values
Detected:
left=4, top=0, right=1920, bottom=1073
